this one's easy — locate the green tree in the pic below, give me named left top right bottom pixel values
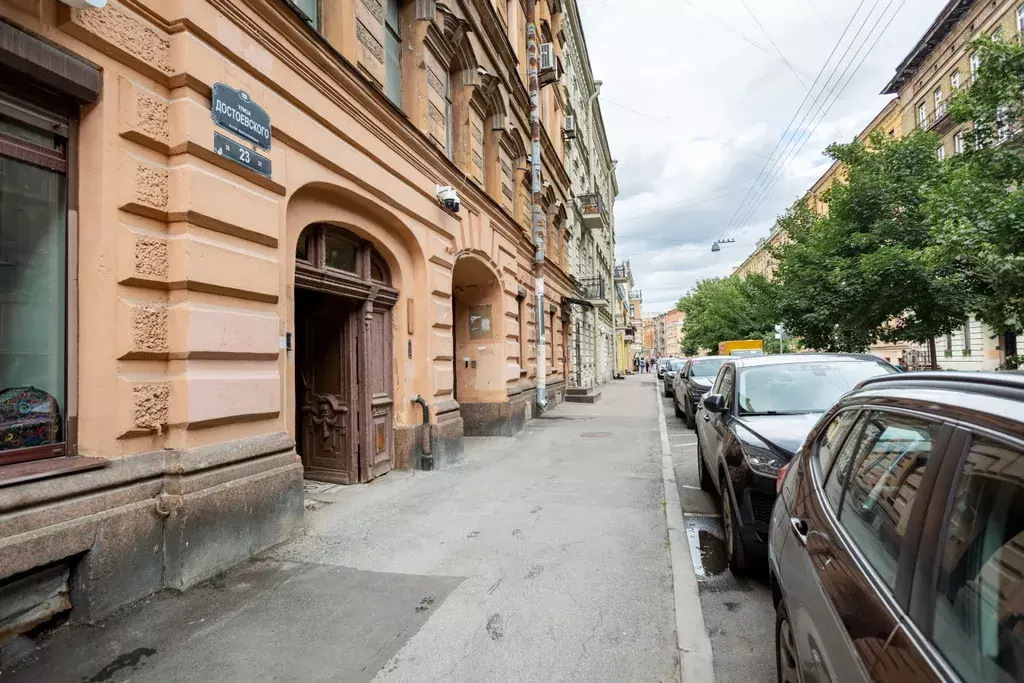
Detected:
left=771, top=131, right=971, bottom=361
left=676, top=274, right=781, bottom=354
left=926, top=37, right=1024, bottom=339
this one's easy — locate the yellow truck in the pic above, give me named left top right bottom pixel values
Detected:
left=718, top=339, right=765, bottom=357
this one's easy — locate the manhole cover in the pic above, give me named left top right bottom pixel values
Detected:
left=581, top=432, right=613, bottom=439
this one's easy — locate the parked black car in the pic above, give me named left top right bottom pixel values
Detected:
left=673, top=356, right=728, bottom=428
left=770, top=372, right=1024, bottom=683
left=662, top=359, right=686, bottom=398
left=694, top=353, right=896, bottom=574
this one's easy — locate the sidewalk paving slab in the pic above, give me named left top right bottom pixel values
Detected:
left=3, top=376, right=682, bottom=683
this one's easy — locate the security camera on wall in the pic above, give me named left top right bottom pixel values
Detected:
left=436, top=185, right=461, bottom=213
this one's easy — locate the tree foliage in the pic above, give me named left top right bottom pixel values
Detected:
left=770, top=130, right=971, bottom=352
left=926, top=37, right=1024, bottom=336
left=671, top=37, right=1024, bottom=353
left=676, top=274, right=781, bottom=354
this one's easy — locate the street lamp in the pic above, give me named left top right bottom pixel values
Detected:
left=711, top=238, right=735, bottom=253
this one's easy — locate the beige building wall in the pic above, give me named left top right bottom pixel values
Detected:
left=0, top=0, right=594, bottom=634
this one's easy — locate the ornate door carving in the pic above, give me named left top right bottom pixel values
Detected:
left=297, top=293, right=357, bottom=484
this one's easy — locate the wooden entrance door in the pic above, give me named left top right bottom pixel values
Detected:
left=297, top=291, right=357, bottom=484
left=361, top=305, right=394, bottom=481
left=294, top=224, right=400, bottom=484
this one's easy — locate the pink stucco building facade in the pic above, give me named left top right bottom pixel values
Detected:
left=0, top=0, right=591, bottom=637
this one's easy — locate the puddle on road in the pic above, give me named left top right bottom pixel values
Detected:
left=685, top=517, right=729, bottom=578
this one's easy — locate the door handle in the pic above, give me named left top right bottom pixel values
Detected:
left=791, top=518, right=831, bottom=550
left=790, top=517, right=809, bottom=545
left=703, top=413, right=710, bottom=422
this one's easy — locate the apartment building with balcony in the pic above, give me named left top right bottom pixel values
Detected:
left=561, top=0, right=618, bottom=388
left=881, top=0, right=1023, bottom=368
left=0, top=0, right=607, bottom=642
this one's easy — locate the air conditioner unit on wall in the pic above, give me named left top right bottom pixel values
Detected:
left=539, top=43, right=556, bottom=73
left=564, top=115, right=577, bottom=140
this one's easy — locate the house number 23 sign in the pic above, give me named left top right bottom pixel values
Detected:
left=211, top=83, right=272, bottom=179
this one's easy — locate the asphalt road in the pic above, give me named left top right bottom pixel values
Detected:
left=661, top=382, right=776, bottom=683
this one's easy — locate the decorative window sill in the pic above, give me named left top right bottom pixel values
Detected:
left=0, top=456, right=107, bottom=488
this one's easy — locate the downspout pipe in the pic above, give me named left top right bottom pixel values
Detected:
left=412, top=395, right=432, bottom=471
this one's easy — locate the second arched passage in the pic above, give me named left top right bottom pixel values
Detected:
left=451, top=253, right=506, bottom=409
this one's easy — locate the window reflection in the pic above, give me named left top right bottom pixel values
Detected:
left=0, top=144, right=66, bottom=453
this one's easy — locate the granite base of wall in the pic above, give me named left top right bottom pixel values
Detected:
left=395, top=400, right=465, bottom=471
left=0, top=433, right=303, bottom=630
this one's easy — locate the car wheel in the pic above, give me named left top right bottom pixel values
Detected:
left=696, top=437, right=715, bottom=493
left=684, top=401, right=696, bottom=430
left=776, top=602, right=800, bottom=683
left=721, top=476, right=750, bottom=576
left=664, top=385, right=671, bottom=398
left=674, top=396, right=684, bottom=419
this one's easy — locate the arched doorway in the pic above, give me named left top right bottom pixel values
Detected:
left=294, top=223, right=398, bottom=484
left=451, top=255, right=505, bottom=407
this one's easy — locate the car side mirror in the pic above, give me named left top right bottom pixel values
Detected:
left=702, top=394, right=727, bottom=413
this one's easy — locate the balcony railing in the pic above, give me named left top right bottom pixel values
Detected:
left=579, top=276, right=607, bottom=306
left=928, top=101, right=955, bottom=134
left=614, top=261, right=631, bottom=284
left=578, top=194, right=607, bottom=230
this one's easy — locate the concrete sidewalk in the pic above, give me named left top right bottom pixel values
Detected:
left=4, top=375, right=679, bottom=683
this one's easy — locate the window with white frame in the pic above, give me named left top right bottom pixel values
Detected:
left=934, top=87, right=944, bottom=117
left=954, top=130, right=966, bottom=154
left=1019, top=3, right=1024, bottom=38
left=951, top=69, right=960, bottom=90
left=970, top=52, right=980, bottom=81
left=919, top=101, right=928, bottom=127
left=937, top=144, right=945, bottom=160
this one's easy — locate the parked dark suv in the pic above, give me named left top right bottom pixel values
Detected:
left=673, top=356, right=728, bottom=428
left=770, top=372, right=1024, bottom=683
left=695, top=353, right=896, bottom=574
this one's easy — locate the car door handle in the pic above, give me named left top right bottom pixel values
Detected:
left=790, top=518, right=810, bottom=545
left=703, top=413, right=710, bottom=422
left=791, top=518, right=831, bottom=550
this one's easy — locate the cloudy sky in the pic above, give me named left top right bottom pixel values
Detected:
left=578, top=0, right=945, bottom=314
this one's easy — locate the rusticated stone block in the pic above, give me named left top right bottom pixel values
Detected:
left=132, top=383, right=169, bottom=431
left=119, top=77, right=169, bottom=150
left=119, top=152, right=169, bottom=219
left=131, top=303, right=169, bottom=355
left=64, top=2, right=172, bottom=78
left=134, top=236, right=168, bottom=279
left=136, top=164, right=169, bottom=210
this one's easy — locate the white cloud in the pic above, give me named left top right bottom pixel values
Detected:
left=580, top=0, right=945, bottom=313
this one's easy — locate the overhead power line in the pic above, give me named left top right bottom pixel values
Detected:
left=729, top=0, right=907, bottom=232
left=601, top=99, right=774, bottom=160
left=740, top=0, right=807, bottom=91
left=721, top=0, right=874, bottom=235
left=718, top=0, right=880, bottom=239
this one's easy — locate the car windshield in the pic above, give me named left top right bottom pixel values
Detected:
left=689, top=358, right=726, bottom=378
left=668, top=359, right=685, bottom=371
left=736, top=360, right=896, bottom=415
